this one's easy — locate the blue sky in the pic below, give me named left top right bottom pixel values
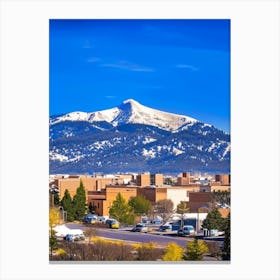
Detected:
left=50, top=19, right=230, bottom=132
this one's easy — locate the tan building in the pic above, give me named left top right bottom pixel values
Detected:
left=88, top=186, right=137, bottom=216
left=90, top=184, right=191, bottom=215
left=177, top=171, right=191, bottom=185
left=137, top=186, right=167, bottom=203
left=151, top=174, right=163, bottom=186
left=136, top=174, right=150, bottom=187
left=136, top=173, right=163, bottom=187
left=215, top=174, right=230, bottom=185
left=137, top=185, right=190, bottom=210
left=55, top=175, right=127, bottom=199
left=55, top=177, right=85, bottom=199
left=210, top=185, right=231, bottom=192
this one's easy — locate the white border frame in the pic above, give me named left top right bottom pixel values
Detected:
left=1, top=0, right=279, bottom=279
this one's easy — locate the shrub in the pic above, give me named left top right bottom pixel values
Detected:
left=162, top=242, right=184, bottom=261
left=56, top=248, right=66, bottom=256
left=136, top=242, right=164, bottom=261
left=183, top=239, right=208, bottom=261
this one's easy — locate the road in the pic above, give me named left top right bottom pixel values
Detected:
left=66, top=223, right=200, bottom=248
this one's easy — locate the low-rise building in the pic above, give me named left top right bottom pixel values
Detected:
left=88, top=185, right=137, bottom=216
left=215, top=174, right=231, bottom=185
left=136, top=173, right=163, bottom=187
left=137, top=186, right=167, bottom=202
left=55, top=174, right=132, bottom=199
left=188, top=192, right=214, bottom=213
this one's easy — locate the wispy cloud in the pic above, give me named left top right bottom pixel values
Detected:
left=87, top=57, right=100, bottom=63
left=105, top=95, right=116, bottom=99
left=176, top=64, right=199, bottom=71
left=101, top=60, right=154, bottom=72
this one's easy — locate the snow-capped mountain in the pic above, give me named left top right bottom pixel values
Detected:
left=49, top=99, right=230, bottom=174
left=50, top=99, right=198, bottom=132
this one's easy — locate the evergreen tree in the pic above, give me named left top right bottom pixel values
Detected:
left=222, top=213, right=231, bottom=260
left=72, top=180, right=87, bottom=221
left=109, top=193, right=135, bottom=224
left=183, top=239, right=208, bottom=261
left=54, top=193, right=60, bottom=205
left=61, top=189, right=74, bottom=222
left=202, top=208, right=225, bottom=232
left=128, top=195, right=151, bottom=217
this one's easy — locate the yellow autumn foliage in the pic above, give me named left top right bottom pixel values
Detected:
left=162, top=242, right=184, bottom=261
left=91, top=237, right=125, bottom=246
left=133, top=242, right=155, bottom=250
left=56, top=248, right=66, bottom=255
left=49, top=207, right=60, bottom=227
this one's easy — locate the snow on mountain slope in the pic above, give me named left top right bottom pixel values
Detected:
left=114, top=99, right=198, bottom=131
left=50, top=99, right=198, bottom=132
left=88, top=107, right=120, bottom=123
left=50, top=108, right=120, bottom=125
left=49, top=102, right=230, bottom=174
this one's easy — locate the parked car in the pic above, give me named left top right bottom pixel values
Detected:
left=74, top=233, right=85, bottom=241
left=141, top=216, right=150, bottom=224
left=105, top=218, right=115, bottom=226
left=105, top=218, right=120, bottom=229
left=177, top=225, right=196, bottom=236
left=64, top=234, right=74, bottom=242
left=158, top=224, right=172, bottom=232
left=110, top=220, right=120, bottom=229
left=131, top=223, right=148, bottom=233
left=151, top=218, right=163, bottom=224
left=64, top=233, right=85, bottom=242
left=98, top=216, right=108, bottom=223
left=83, top=214, right=98, bottom=224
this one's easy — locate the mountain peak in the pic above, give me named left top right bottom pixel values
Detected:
left=50, top=99, right=199, bottom=132
left=122, top=99, right=139, bottom=105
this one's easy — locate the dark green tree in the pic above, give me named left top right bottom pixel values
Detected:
left=54, top=193, right=60, bottom=205
left=128, top=195, right=152, bottom=216
left=222, top=213, right=231, bottom=260
left=61, top=189, right=74, bottom=222
left=202, top=208, right=225, bottom=232
left=73, top=180, right=87, bottom=221
left=109, top=193, right=135, bottom=224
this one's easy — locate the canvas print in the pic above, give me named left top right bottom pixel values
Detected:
left=49, top=19, right=230, bottom=262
